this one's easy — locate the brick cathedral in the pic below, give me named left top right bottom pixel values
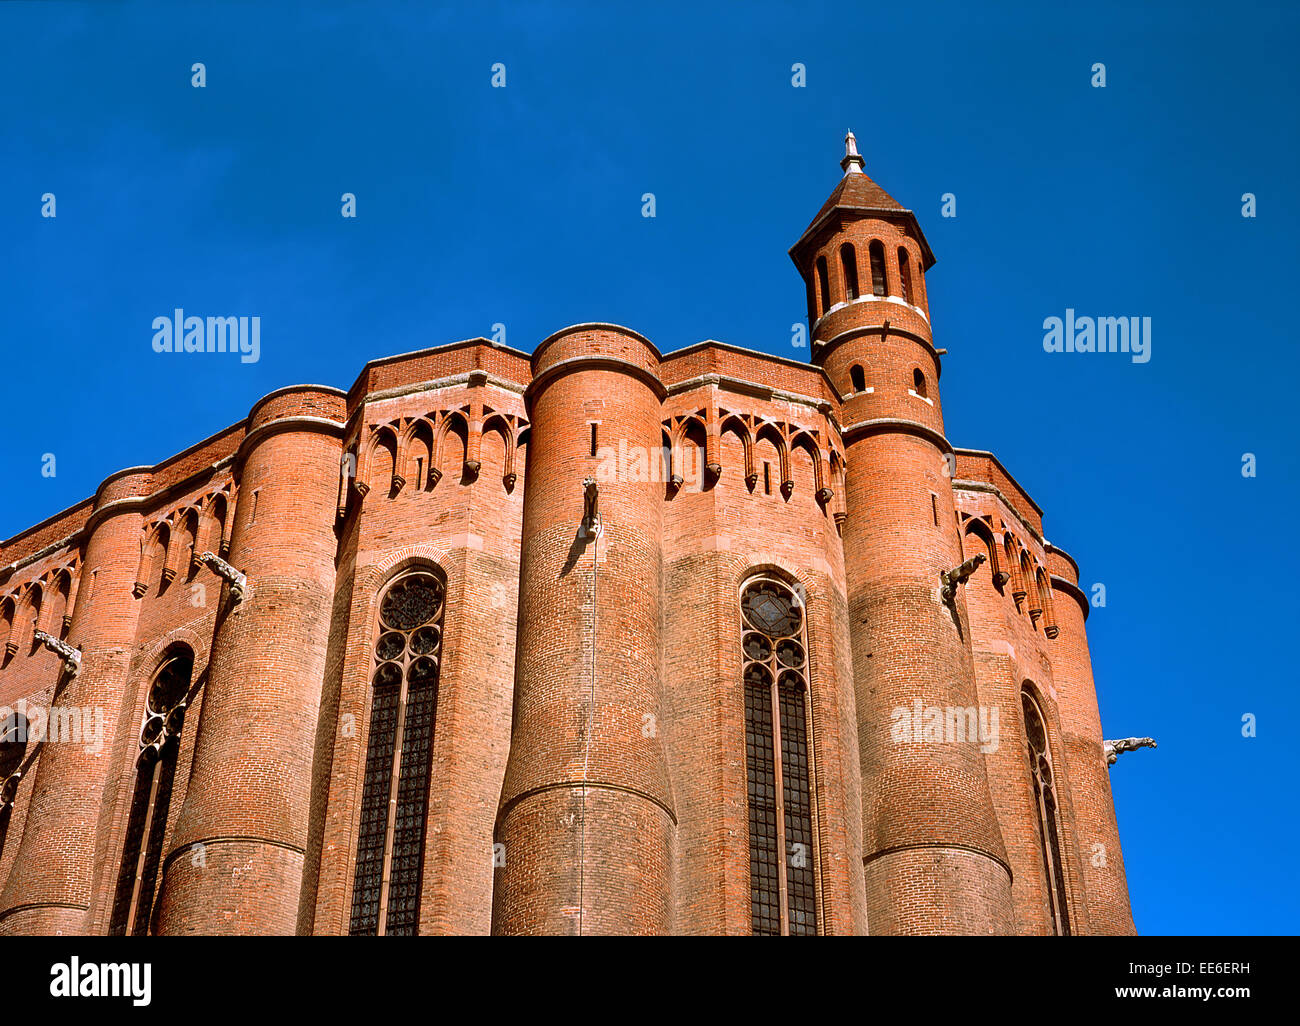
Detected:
left=0, top=135, right=1138, bottom=936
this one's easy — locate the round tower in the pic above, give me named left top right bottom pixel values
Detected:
left=1044, top=545, right=1136, bottom=934
left=0, top=470, right=150, bottom=935
left=791, top=134, right=1015, bottom=934
left=153, top=386, right=345, bottom=935
left=493, top=325, right=674, bottom=935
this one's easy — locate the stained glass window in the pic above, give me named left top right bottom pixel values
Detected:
left=0, top=711, right=27, bottom=861
left=109, top=652, right=193, bottom=936
left=349, top=569, right=445, bottom=936
left=741, top=577, right=817, bottom=936
left=1023, top=690, right=1071, bottom=936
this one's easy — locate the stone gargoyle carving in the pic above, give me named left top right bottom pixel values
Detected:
left=940, top=553, right=986, bottom=604
left=33, top=629, right=81, bottom=676
left=198, top=551, right=247, bottom=603
left=1103, top=737, right=1157, bottom=766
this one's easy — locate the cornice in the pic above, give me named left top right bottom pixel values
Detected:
left=525, top=354, right=668, bottom=405
left=841, top=416, right=952, bottom=454
left=1049, top=574, right=1090, bottom=621
left=950, top=478, right=1044, bottom=549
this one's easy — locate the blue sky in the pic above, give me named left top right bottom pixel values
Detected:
left=1, top=0, right=1296, bottom=934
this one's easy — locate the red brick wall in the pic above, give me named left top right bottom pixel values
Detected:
left=0, top=196, right=1134, bottom=935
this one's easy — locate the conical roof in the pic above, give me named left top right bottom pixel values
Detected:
left=789, top=131, right=934, bottom=270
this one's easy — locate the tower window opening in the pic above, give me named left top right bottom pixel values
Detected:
left=840, top=244, right=859, bottom=301
left=815, top=257, right=831, bottom=314
left=899, top=248, right=913, bottom=304
left=763, top=463, right=772, bottom=495
left=931, top=493, right=939, bottom=526
left=912, top=368, right=928, bottom=397
left=869, top=241, right=887, bottom=297
left=590, top=423, right=598, bottom=458
left=850, top=365, right=866, bottom=393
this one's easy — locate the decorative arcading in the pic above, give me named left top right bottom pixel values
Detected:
left=662, top=407, right=844, bottom=510
left=0, top=558, right=80, bottom=669
left=130, top=487, right=235, bottom=600
left=986, top=519, right=1058, bottom=640
left=349, top=405, right=529, bottom=504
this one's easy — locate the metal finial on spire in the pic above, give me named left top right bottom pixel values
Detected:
left=841, top=129, right=865, bottom=175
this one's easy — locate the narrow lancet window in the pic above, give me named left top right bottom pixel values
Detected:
left=741, top=577, right=817, bottom=936
left=1023, top=689, right=1071, bottom=936
left=350, top=569, right=446, bottom=936
left=109, top=652, right=194, bottom=936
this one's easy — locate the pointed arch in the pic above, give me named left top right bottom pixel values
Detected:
left=670, top=417, right=707, bottom=492
left=366, top=426, right=400, bottom=495
left=1033, top=565, right=1055, bottom=633
left=963, top=519, right=1000, bottom=584
left=350, top=565, right=447, bottom=936
left=47, top=569, right=73, bottom=639
left=1003, top=535, right=1024, bottom=601
left=719, top=416, right=754, bottom=489
left=479, top=415, right=512, bottom=492
left=109, top=646, right=197, bottom=935
left=205, top=491, right=231, bottom=557
left=1021, top=684, right=1071, bottom=936
left=1, top=595, right=17, bottom=661
left=16, top=583, right=43, bottom=653
left=404, top=418, right=436, bottom=491
left=815, top=256, right=831, bottom=315
left=754, top=423, right=789, bottom=497
left=436, top=412, right=470, bottom=484
left=134, top=522, right=172, bottom=597
left=789, top=432, right=828, bottom=504
left=740, top=572, right=818, bottom=936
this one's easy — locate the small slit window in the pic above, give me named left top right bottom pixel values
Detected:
left=912, top=368, right=927, bottom=397
left=849, top=365, right=866, bottom=393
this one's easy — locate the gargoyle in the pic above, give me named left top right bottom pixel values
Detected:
left=198, top=551, right=247, bottom=603
left=940, top=553, right=986, bottom=604
left=1103, top=737, right=1157, bottom=765
left=33, top=629, right=81, bottom=676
